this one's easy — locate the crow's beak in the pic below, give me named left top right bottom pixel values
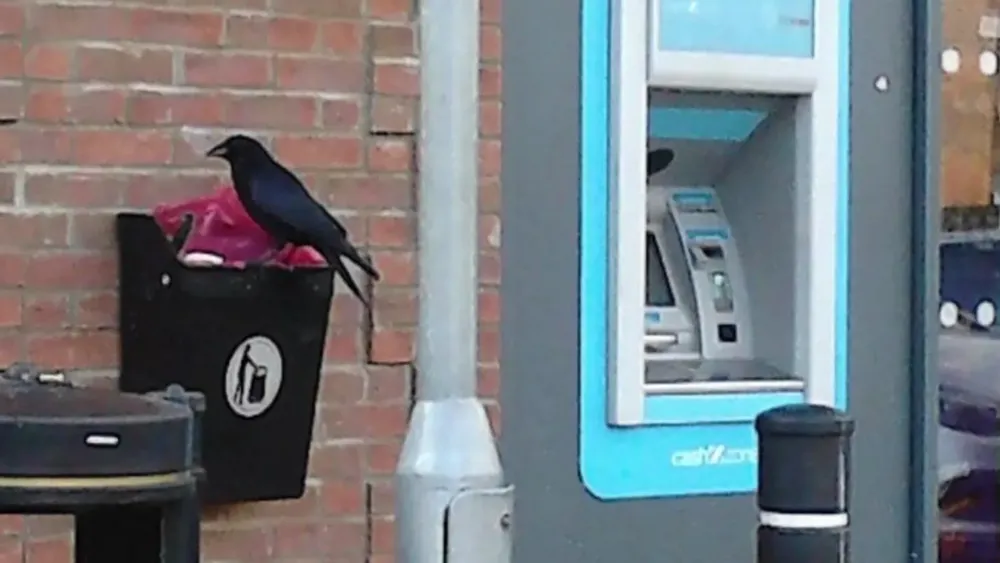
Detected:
left=206, top=143, right=227, bottom=158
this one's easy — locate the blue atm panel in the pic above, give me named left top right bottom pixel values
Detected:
left=656, top=0, right=815, bottom=58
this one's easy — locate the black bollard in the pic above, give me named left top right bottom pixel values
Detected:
left=755, top=403, right=854, bottom=563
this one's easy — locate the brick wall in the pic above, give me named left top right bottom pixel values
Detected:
left=941, top=0, right=999, bottom=207
left=0, top=0, right=502, bottom=561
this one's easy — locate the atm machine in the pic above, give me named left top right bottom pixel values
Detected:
left=502, top=0, right=923, bottom=559
left=580, top=0, right=848, bottom=499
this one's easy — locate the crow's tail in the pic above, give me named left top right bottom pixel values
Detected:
left=330, top=256, right=371, bottom=309
left=340, top=243, right=381, bottom=281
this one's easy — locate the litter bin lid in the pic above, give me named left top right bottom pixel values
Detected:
left=0, top=382, right=189, bottom=422
left=0, top=380, right=195, bottom=479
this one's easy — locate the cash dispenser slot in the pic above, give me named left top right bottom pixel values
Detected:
left=644, top=186, right=804, bottom=398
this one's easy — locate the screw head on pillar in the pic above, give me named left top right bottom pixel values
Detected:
left=755, top=403, right=854, bottom=437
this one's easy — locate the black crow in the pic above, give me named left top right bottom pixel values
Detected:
left=206, top=134, right=381, bottom=308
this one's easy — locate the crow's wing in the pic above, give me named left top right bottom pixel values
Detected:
left=248, top=164, right=346, bottom=245
left=247, top=162, right=381, bottom=281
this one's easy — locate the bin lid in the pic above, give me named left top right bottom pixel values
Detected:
left=754, top=403, right=853, bottom=437
left=0, top=380, right=190, bottom=425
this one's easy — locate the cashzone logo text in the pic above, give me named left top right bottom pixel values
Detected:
left=670, top=444, right=758, bottom=468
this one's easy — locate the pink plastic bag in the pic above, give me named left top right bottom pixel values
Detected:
left=152, top=185, right=326, bottom=268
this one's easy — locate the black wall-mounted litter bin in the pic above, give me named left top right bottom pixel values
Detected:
left=116, top=213, right=333, bottom=505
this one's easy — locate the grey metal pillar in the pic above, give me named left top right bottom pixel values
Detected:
left=394, top=0, right=514, bottom=561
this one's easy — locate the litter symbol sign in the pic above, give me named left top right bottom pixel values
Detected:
left=224, top=335, right=283, bottom=418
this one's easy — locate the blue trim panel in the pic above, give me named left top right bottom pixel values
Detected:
left=577, top=0, right=850, bottom=499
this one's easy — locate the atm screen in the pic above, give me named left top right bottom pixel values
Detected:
left=646, top=231, right=676, bottom=307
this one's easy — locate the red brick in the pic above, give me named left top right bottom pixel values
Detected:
left=0, top=293, right=20, bottom=328
left=26, top=331, right=118, bottom=369
left=269, top=16, right=320, bottom=51
left=184, top=53, right=271, bottom=88
left=76, top=46, right=173, bottom=84
left=370, top=96, right=416, bottom=134
left=202, top=527, right=269, bottom=562
left=370, top=517, right=395, bottom=554
left=367, top=138, right=412, bottom=172
left=24, top=515, right=71, bottom=538
left=480, top=213, right=501, bottom=248
left=23, top=44, right=71, bottom=80
left=325, top=325, right=361, bottom=363
left=319, top=366, right=366, bottom=405
left=0, top=253, right=27, bottom=289
left=310, top=443, right=365, bottom=478
left=0, top=84, right=22, bottom=121
left=274, top=135, right=363, bottom=169
left=370, top=23, right=416, bottom=57
left=17, top=129, right=74, bottom=164
left=480, top=177, right=501, bottom=212
left=320, top=175, right=414, bottom=209
left=479, top=327, right=500, bottom=364
left=23, top=294, right=69, bottom=329
left=480, top=139, right=502, bottom=176
left=481, top=0, right=501, bottom=24
left=479, top=251, right=501, bottom=284
left=0, top=213, right=68, bottom=250
left=25, top=253, right=116, bottom=290
left=0, top=41, right=22, bottom=78
left=0, top=172, right=13, bottom=206
left=0, top=334, right=19, bottom=367
left=368, top=327, right=414, bottom=364
left=224, top=13, right=268, bottom=48
left=320, top=479, right=366, bottom=515
left=275, top=56, right=366, bottom=92
left=481, top=25, right=502, bottom=61
left=373, top=63, right=419, bottom=96
left=366, top=365, right=410, bottom=402
left=479, top=288, right=500, bottom=323
left=25, top=537, right=72, bottom=563
left=0, top=130, right=17, bottom=162
left=127, top=92, right=226, bottom=127
left=121, top=174, right=218, bottom=208
left=372, top=288, right=417, bottom=326
left=480, top=100, right=501, bottom=136
left=369, top=0, right=412, bottom=20
left=369, top=479, right=395, bottom=515
left=365, top=441, right=401, bottom=474
left=0, top=5, right=25, bottom=38
left=73, top=130, right=173, bottom=166
left=76, top=291, right=117, bottom=328
left=322, top=99, right=363, bottom=132
left=32, top=5, right=131, bottom=41
left=225, top=94, right=317, bottom=129
left=270, top=0, right=363, bottom=18
left=321, top=21, right=365, bottom=55
left=27, top=86, right=127, bottom=125
left=129, top=8, right=224, bottom=47
left=24, top=173, right=123, bottom=209
left=480, top=65, right=502, bottom=98
left=479, top=365, right=500, bottom=397
left=368, top=215, right=413, bottom=248
left=370, top=251, right=415, bottom=286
